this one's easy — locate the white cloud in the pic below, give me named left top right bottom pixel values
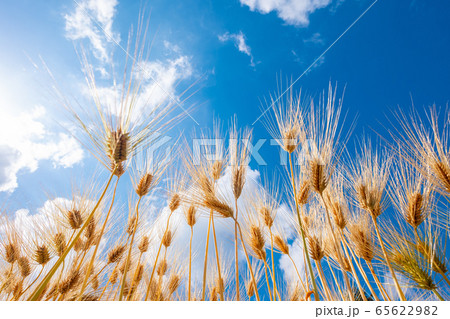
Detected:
left=3, top=163, right=299, bottom=298
left=2, top=167, right=267, bottom=292
left=0, top=197, right=107, bottom=285
left=219, top=31, right=255, bottom=66
left=163, top=40, right=181, bottom=54
left=291, top=49, right=325, bottom=70
left=87, top=43, right=193, bottom=118
left=140, top=166, right=297, bottom=294
left=137, top=55, right=193, bottom=111
left=0, top=146, right=20, bottom=193
left=65, top=2, right=195, bottom=118
left=310, top=55, right=325, bottom=69
left=303, top=32, right=324, bottom=45
left=279, top=238, right=306, bottom=286
left=64, top=0, right=120, bottom=63
left=0, top=106, right=84, bottom=192
left=240, top=0, right=333, bottom=26
left=138, top=167, right=262, bottom=289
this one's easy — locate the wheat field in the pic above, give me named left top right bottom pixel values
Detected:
left=1, top=22, right=449, bottom=303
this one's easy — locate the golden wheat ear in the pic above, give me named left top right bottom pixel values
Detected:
left=388, top=106, right=450, bottom=199
left=378, top=223, right=444, bottom=300
left=107, top=244, right=126, bottom=264
left=347, top=213, right=375, bottom=263
left=388, top=156, right=434, bottom=232
left=260, top=78, right=307, bottom=154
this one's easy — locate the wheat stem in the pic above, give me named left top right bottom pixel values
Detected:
left=211, top=213, right=224, bottom=301
left=188, top=226, right=193, bottom=301
left=99, top=262, right=120, bottom=300
left=315, top=260, right=333, bottom=300
left=367, top=261, right=391, bottom=301
left=318, top=193, right=355, bottom=301
left=20, top=266, right=44, bottom=299
left=90, top=264, right=108, bottom=284
left=371, top=215, right=407, bottom=301
left=234, top=198, right=241, bottom=301
left=201, top=209, right=213, bottom=300
left=28, top=168, right=116, bottom=301
left=339, top=231, right=368, bottom=300
left=267, top=264, right=281, bottom=300
left=326, top=257, right=345, bottom=300
left=437, top=269, right=450, bottom=287
left=78, top=176, right=120, bottom=299
left=127, top=251, right=144, bottom=300
left=269, top=229, right=279, bottom=300
left=288, top=152, right=319, bottom=300
left=155, top=247, right=168, bottom=300
left=263, top=258, right=281, bottom=300
left=287, top=254, right=307, bottom=293
left=144, top=210, right=174, bottom=300
left=341, top=233, right=379, bottom=300
left=432, top=288, right=445, bottom=301
left=119, top=195, right=142, bottom=300
left=74, top=249, right=89, bottom=273
left=300, top=221, right=310, bottom=291
left=263, top=261, right=273, bottom=301
left=234, top=219, right=260, bottom=300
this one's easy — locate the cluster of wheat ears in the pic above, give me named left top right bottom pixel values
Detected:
left=1, top=33, right=449, bottom=302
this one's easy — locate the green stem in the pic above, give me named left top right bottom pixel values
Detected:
left=301, top=232, right=310, bottom=291
left=269, top=229, right=278, bottom=300
left=288, top=152, right=319, bottom=300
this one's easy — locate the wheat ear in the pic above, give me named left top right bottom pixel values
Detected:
left=288, top=153, right=320, bottom=300
left=78, top=176, right=120, bottom=299
left=144, top=210, right=174, bottom=300
left=28, top=168, right=116, bottom=301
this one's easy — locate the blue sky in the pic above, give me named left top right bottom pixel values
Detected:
left=0, top=0, right=449, bottom=300
left=0, top=1, right=447, bottom=193
left=1, top=1, right=450, bottom=202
